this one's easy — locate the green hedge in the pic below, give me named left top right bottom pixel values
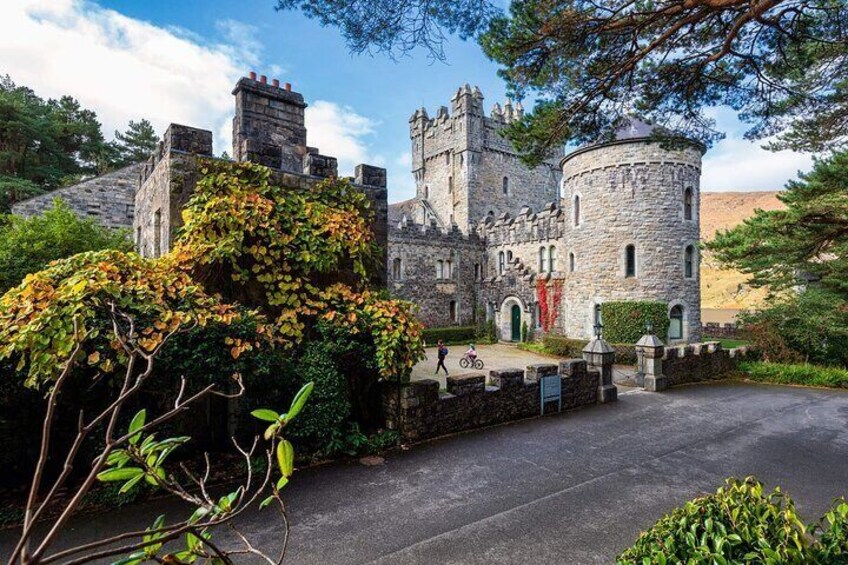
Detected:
left=541, top=335, right=638, bottom=365
left=422, top=326, right=477, bottom=345
left=740, top=361, right=848, bottom=389
left=618, top=477, right=848, bottom=564
left=600, top=301, right=669, bottom=344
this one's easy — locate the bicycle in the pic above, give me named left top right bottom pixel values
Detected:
left=459, top=354, right=484, bottom=370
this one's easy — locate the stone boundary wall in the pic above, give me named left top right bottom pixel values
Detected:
left=701, top=322, right=743, bottom=339
left=381, top=360, right=600, bottom=441
left=663, top=342, right=753, bottom=387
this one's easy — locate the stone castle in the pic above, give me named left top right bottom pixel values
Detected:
left=12, top=75, right=703, bottom=343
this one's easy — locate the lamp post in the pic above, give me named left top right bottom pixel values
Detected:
left=582, top=324, right=617, bottom=403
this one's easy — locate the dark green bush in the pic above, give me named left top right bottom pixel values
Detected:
left=618, top=477, right=848, bottom=564
left=542, top=335, right=637, bottom=364
left=422, top=325, right=477, bottom=345
left=600, top=301, right=669, bottom=344
left=740, top=361, right=848, bottom=389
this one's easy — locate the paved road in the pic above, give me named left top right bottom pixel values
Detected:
left=4, top=383, right=847, bottom=564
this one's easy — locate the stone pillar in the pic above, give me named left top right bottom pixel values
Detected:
left=635, top=334, right=667, bottom=392
left=582, top=338, right=617, bottom=403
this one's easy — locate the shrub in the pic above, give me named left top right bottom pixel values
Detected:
left=600, top=301, right=669, bottom=344
left=739, top=288, right=848, bottom=367
left=618, top=477, right=848, bottom=564
left=542, top=335, right=638, bottom=364
left=422, top=325, right=477, bottom=345
left=0, top=200, right=131, bottom=294
left=740, top=361, right=848, bottom=389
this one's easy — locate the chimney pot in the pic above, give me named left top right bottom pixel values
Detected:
left=249, top=71, right=257, bottom=80
left=260, top=75, right=267, bottom=84
left=272, top=78, right=280, bottom=87
left=285, top=82, right=292, bottom=91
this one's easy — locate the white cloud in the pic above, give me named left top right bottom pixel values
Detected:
left=305, top=100, right=382, bottom=174
left=701, top=107, right=813, bottom=192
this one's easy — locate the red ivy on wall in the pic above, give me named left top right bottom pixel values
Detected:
left=536, top=278, right=564, bottom=333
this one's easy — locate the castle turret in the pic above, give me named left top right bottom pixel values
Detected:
left=232, top=73, right=307, bottom=173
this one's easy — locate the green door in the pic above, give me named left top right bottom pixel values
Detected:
left=511, top=305, right=521, bottom=341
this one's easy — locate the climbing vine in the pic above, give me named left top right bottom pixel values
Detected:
left=536, top=278, right=564, bottom=334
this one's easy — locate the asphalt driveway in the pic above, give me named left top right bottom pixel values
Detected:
left=3, top=382, right=847, bottom=564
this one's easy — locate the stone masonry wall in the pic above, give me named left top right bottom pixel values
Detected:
left=560, top=140, right=703, bottom=341
left=388, top=219, right=485, bottom=327
left=409, top=85, right=560, bottom=234
left=11, top=163, right=142, bottom=230
left=663, top=343, right=753, bottom=387
left=381, top=359, right=599, bottom=441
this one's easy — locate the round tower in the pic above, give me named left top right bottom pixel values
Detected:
left=559, top=118, right=704, bottom=342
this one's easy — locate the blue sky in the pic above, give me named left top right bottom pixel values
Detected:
left=1, top=0, right=814, bottom=201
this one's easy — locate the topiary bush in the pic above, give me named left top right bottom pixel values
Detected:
left=618, top=477, right=848, bottom=564
left=422, top=326, right=477, bottom=345
left=601, top=301, right=669, bottom=344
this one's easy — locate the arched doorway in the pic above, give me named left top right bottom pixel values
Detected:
left=511, top=305, right=521, bottom=341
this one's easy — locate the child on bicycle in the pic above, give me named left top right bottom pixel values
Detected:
left=464, top=343, right=477, bottom=360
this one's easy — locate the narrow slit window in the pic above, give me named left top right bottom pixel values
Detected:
left=625, top=245, right=636, bottom=278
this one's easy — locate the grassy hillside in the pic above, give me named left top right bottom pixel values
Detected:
left=700, top=191, right=784, bottom=310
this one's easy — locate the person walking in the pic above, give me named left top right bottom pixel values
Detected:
left=435, top=340, right=449, bottom=376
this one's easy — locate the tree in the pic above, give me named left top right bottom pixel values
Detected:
left=278, top=1, right=848, bottom=164
left=708, top=149, right=848, bottom=300
left=0, top=176, right=44, bottom=214
left=0, top=199, right=132, bottom=294
left=112, top=119, right=159, bottom=168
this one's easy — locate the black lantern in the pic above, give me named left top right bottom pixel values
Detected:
left=593, top=322, right=603, bottom=339
left=645, top=319, right=653, bottom=334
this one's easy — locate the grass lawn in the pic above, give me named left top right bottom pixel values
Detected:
left=740, top=361, right=848, bottom=389
left=704, top=337, right=750, bottom=349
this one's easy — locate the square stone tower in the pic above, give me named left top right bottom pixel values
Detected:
left=409, top=85, right=562, bottom=234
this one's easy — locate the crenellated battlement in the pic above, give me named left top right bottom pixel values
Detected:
left=477, top=201, right=566, bottom=246
left=662, top=342, right=753, bottom=387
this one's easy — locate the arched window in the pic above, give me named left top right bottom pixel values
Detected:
left=502, top=176, right=509, bottom=195
left=498, top=251, right=505, bottom=275
left=450, top=300, right=457, bottom=322
left=535, top=303, right=542, bottom=328
left=684, top=187, right=693, bottom=220
left=574, top=194, right=581, bottom=226
left=685, top=245, right=695, bottom=278
left=474, top=263, right=481, bottom=280
left=548, top=245, right=556, bottom=271
left=625, top=244, right=636, bottom=278
left=424, top=185, right=429, bottom=199
left=445, top=260, right=453, bottom=279
left=539, top=246, right=548, bottom=272
left=569, top=252, right=576, bottom=273
left=507, top=250, right=513, bottom=263
left=392, top=257, right=402, bottom=280
left=448, top=176, right=453, bottom=193
left=669, top=305, right=684, bottom=340
left=436, top=260, right=444, bottom=279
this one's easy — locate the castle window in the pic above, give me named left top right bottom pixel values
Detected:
left=424, top=185, right=429, bottom=199
left=460, top=154, right=464, bottom=166
left=448, top=176, right=453, bottom=193
left=436, top=260, right=444, bottom=279
left=498, top=251, right=505, bottom=275
left=507, top=250, right=513, bottom=263
left=503, top=176, right=509, bottom=195
left=450, top=300, right=458, bottom=323
left=684, top=187, right=693, bottom=220
left=153, top=209, right=162, bottom=258
left=474, top=263, right=481, bottom=280
left=445, top=260, right=453, bottom=279
left=535, top=303, right=542, bottom=329
left=669, top=305, right=684, bottom=340
left=392, top=257, right=402, bottom=280
left=625, top=245, right=636, bottom=278
left=539, top=247, right=548, bottom=272
left=574, top=195, right=581, bottom=226
left=685, top=245, right=695, bottom=278
left=549, top=245, right=556, bottom=271
left=446, top=152, right=451, bottom=165
left=569, top=252, right=576, bottom=272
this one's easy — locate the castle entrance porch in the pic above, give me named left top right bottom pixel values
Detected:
left=499, top=296, right=526, bottom=342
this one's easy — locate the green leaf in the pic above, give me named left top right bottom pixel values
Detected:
left=128, top=409, right=146, bottom=445
left=277, top=439, right=294, bottom=477
left=286, top=381, right=314, bottom=422
left=251, top=408, right=280, bottom=422
left=97, top=467, right=143, bottom=482
left=276, top=476, right=289, bottom=491
left=119, top=473, right=145, bottom=494
left=259, top=495, right=275, bottom=509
